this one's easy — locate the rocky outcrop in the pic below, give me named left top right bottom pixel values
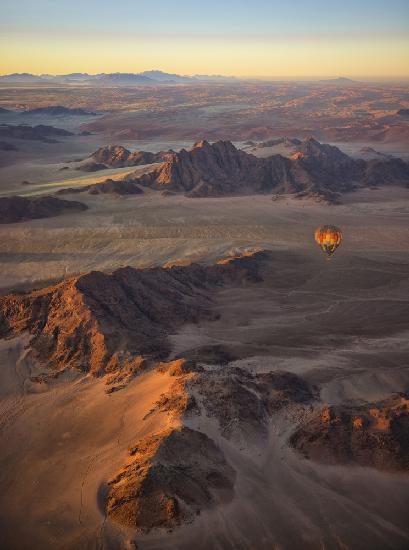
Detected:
left=290, top=394, right=409, bottom=472
left=91, top=145, right=166, bottom=167
left=0, top=251, right=270, bottom=376
left=106, top=426, right=236, bottom=532
left=0, top=124, right=73, bottom=142
left=76, top=145, right=167, bottom=173
left=154, top=361, right=317, bottom=446
left=0, top=195, right=87, bottom=224
left=200, top=364, right=312, bottom=437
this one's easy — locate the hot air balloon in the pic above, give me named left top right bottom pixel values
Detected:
left=314, top=225, right=342, bottom=258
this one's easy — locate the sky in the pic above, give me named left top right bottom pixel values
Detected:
left=1, top=0, right=408, bottom=79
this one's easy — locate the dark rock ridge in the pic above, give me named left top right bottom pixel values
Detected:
left=24, top=106, right=97, bottom=116
left=0, top=124, right=73, bottom=142
left=106, top=426, right=236, bottom=531
left=0, top=141, right=18, bottom=151
left=67, top=138, right=409, bottom=201
left=0, top=195, right=87, bottom=224
left=290, top=394, right=409, bottom=472
left=0, top=251, right=269, bottom=376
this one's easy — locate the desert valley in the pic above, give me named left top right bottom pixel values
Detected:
left=0, top=68, right=409, bottom=550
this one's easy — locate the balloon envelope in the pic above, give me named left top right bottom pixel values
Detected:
left=314, top=225, right=342, bottom=256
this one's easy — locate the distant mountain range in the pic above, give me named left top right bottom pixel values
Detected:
left=0, top=71, right=237, bottom=86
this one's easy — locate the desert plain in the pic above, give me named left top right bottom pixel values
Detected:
left=0, top=79, right=409, bottom=550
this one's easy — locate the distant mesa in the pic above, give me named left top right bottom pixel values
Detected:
left=0, top=195, right=87, bottom=224
left=0, top=124, right=73, bottom=142
left=24, top=105, right=97, bottom=116
left=63, top=138, right=409, bottom=202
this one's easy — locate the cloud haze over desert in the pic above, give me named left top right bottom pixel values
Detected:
left=0, top=1, right=409, bottom=550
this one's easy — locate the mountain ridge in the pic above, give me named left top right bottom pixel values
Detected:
left=0, top=250, right=269, bottom=379
left=0, top=70, right=237, bottom=86
left=62, top=138, right=409, bottom=202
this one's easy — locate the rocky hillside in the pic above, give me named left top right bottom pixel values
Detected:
left=106, top=425, right=236, bottom=531
left=106, top=357, right=317, bottom=531
left=77, top=144, right=167, bottom=172
left=290, top=394, right=409, bottom=472
left=68, top=138, right=409, bottom=201
left=0, top=195, right=87, bottom=223
left=0, top=251, right=269, bottom=377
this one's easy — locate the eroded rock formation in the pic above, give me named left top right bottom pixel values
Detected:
left=290, top=394, right=409, bottom=472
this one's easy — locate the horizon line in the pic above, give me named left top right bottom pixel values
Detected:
left=1, top=71, right=409, bottom=81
